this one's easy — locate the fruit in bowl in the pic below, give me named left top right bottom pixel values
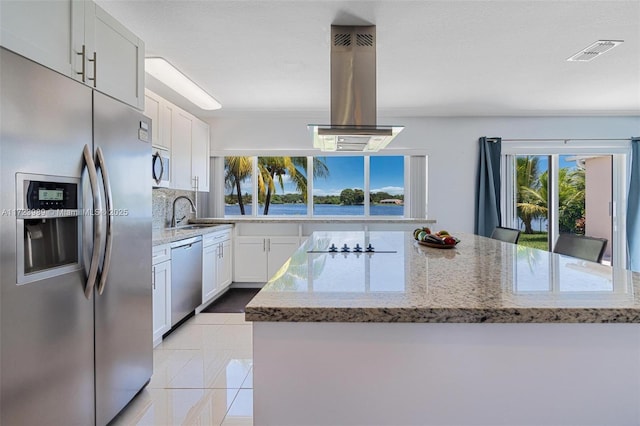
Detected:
left=413, top=227, right=431, bottom=239
left=413, top=228, right=460, bottom=246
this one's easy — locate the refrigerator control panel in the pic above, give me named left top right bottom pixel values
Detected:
left=25, top=180, right=78, bottom=210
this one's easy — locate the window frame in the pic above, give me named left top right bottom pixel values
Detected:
left=220, top=154, right=425, bottom=219
left=501, top=140, right=630, bottom=269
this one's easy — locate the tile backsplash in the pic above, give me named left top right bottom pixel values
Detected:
left=152, top=188, right=197, bottom=229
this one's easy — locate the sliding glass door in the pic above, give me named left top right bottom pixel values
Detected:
left=514, top=155, right=550, bottom=250
left=502, top=141, right=628, bottom=267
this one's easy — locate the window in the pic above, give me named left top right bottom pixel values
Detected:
left=502, top=141, right=629, bottom=268
left=313, top=157, right=364, bottom=216
left=370, top=156, right=404, bottom=216
left=224, top=156, right=254, bottom=216
left=257, top=156, right=308, bottom=215
left=223, top=155, right=416, bottom=218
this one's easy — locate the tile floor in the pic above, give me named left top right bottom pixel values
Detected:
left=112, top=313, right=253, bottom=426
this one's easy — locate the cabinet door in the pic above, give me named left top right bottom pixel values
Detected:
left=86, top=3, right=144, bottom=109
left=234, top=237, right=268, bottom=282
left=267, top=237, right=301, bottom=278
left=152, top=260, right=171, bottom=346
left=191, top=119, right=210, bottom=192
left=202, top=243, right=218, bottom=304
left=217, top=239, right=233, bottom=289
left=144, top=90, right=166, bottom=150
left=0, top=0, right=82, bottom=78
left=170, top=109, right=193, bottom=190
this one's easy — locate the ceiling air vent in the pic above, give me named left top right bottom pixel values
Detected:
left=567, top=40, right=624, bottom=62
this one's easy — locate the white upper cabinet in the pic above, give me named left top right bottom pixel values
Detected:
left=0, top=0, right=144, bottom=110
left=171, top=109, right=194, bottom=191
left=143, top=90, right=166, bottom=150
left=145, top=90, right=210, bottom=192
left=1, top=0, right=81, bottom=78
left=84, top=3, right=144, bottom=109
left=191, top=119, right=210, bottom=192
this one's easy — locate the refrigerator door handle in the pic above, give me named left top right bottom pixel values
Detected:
left=96, top=147, right=113, bottom=295
left=83, top=144, right=103, bottom=299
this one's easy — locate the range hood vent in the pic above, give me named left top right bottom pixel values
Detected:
left=309, top=25, right=403, bottom=152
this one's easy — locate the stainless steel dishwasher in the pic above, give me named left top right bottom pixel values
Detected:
left=170, top=236, right=202, bottom=326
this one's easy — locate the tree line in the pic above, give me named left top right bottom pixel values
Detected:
left=225, top=189, right=404, bottom=206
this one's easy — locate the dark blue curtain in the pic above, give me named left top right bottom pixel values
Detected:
left=475, top=137, right=501, bottom=237
left=627, top=137, right=640, bottom=271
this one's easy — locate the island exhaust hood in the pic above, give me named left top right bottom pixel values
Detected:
left=309, top=25, right=403, bottom=152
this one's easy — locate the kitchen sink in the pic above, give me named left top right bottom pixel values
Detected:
left=173, top=224, right=216, bottom=230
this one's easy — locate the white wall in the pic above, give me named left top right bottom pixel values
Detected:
left=585, top=156, right=613, bottom=259
left=205, top=114, right=639, bottom=233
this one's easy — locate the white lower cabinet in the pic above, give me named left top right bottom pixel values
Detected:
left=234, top=236, right=300, bottom=282
left=152, top=244, right=171, bottom=347
left=202, top=230, right=233, bottom=304
left=218, top=238, right=232, bottom=287
left=202, top=242, right=218, bottom=303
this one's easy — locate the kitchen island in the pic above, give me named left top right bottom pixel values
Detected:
left=246, top=231, right=640, bottom=425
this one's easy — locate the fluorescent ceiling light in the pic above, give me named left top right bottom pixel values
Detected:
left=145, top=57, right=221, bottom=110
left=567, top=40, right=624, bottom=62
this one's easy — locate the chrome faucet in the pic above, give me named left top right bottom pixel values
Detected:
left=170, top=196, right=196, bottom=228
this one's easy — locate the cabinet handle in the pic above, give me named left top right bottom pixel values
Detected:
left=263, top=239, right=266, bottom=252
left=152, top=266, right=156, bottom=290
left=267, top=238, right=271, bottom=252
left=220, top=242, right=223, bottom=258
left=76, top=45, right=86, bottom=82
left=87, top=51, right=97, bottom=88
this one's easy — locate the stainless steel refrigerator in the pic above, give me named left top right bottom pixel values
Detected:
left=0, top=48, right=152, bottom=425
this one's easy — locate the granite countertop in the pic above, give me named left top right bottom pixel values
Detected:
left=190, top=217, right=436, bottom=224
left=152, top=223, right=233, bottom=246
left=245, top=231, right=640, bottom=323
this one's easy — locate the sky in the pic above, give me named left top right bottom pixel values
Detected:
left=313, top=156, right=404, bottom=196
left=523, top=155, right=581, bottom=174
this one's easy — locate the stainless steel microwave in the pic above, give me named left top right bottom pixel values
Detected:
left=152, top=150, right=170, bottom=187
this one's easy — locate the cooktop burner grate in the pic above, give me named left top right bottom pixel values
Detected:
left=307, top=243, right=396, bottom=254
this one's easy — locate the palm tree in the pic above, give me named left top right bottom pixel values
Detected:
left=224, top=156, right=253, bottom=215
left=257, top=156, right=329, bottom=215
left=517, top=163, right=586, bottom=234
left=558, top=167, right=585, bottom=233
left=516, top=156, right=547, bottom=234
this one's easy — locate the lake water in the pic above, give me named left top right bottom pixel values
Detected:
left=225, top=203, right=404, bottom=216
left=516, top=217, right=549, bottom=232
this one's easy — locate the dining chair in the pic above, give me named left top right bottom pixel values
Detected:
left=552, top=234, right=608, bottom=263
left=490, top=226, right=521, bottom=244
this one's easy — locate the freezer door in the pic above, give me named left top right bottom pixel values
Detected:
left=92, top=91, right=153, bottom=426
left=0, top=48, right=95, bottom=425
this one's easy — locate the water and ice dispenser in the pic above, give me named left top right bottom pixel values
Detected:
left=16, top=174, right=81, bottom=284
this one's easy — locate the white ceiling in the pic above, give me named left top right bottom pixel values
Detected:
left=96, top=0, right=640, bottom=118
